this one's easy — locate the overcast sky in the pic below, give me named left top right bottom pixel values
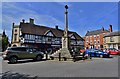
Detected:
left=1, top=2, right=118, bottom=41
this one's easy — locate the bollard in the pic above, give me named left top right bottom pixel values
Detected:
left=59, top=53, right=61, bottom=61
left=46, top=53, right=48, bottom=60
left=73, top=52, right=76, bottom=62
left=90, top=52, right=92, bottom=59
left=73, top=54, right=76, bottom=62
left=63, top=57, right=67, bottom=61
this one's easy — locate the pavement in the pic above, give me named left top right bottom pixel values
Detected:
left=0, top=52, right=2, bottom=56
left=1, top=55, right=119, bottom=78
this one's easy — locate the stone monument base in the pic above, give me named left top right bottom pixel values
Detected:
left=50, top=48, right=72, bottom=59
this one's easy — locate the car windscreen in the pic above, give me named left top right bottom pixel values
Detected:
left=7, top=47, right=27, bottom=52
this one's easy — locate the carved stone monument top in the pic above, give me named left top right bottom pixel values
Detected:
left=62, top=5, right=69, bottom=49
left=50, top=5, right=72, bottom=58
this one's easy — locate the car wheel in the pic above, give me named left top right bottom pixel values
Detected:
left=100, top=55, right=103, bottom=58
left=9, top=56, right=17, bottom=64
left=36, top=55, right=42, bottom=61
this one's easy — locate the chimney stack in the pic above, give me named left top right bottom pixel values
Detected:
left=109, top=25, right=113, bottom=32
left=29, top=18, right=34, bottom=24
left=55, top=25, right=59, bottom=30
left=22, top=19, right=25, bottom=23
left=102, top=27, right=104, bottom=31
left=12, top=22, right=15, bottom=27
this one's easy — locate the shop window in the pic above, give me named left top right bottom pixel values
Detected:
left=98, top=41, right=100, bottom=44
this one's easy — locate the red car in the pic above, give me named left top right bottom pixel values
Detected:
left=80, top=49, right=85, bottom=53
left=104, top=48, right=120, bottom=55
left=118, top=49, right=120, bottom=55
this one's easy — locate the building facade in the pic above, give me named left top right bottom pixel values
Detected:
left=11, top=18, right=84, bottom=52
left=84, top=25, right=112, bottom=49
left=104, top=31, right=120, bottom=50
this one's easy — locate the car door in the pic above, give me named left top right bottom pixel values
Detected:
left=17, top=47, right=28, bottom=59
left=90, top=49, right=96, bottom=56
left=94, top=49, right=100, bottom=57
left=26, top=48, right=36, bottom=58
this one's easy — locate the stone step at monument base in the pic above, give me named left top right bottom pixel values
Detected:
left=49, top=56, right=74, bottom=61
left=43, top=54, right=51, bottom=59
left=50, top=48, right=72, bottom=58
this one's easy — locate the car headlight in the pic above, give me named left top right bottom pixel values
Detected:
left=80, top=53, right=83, bottom=55
left=2, top=55, right=7, bottom=58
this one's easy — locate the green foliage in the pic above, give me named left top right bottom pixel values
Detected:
left=2, top=36, right=9, bottom=51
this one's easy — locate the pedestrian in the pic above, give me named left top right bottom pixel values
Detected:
left=87, top=48, right=92, bottom=59
left=80, top=49, right=85, bottom=60
left=72, top=48, right=75, bottom=56
left=89, top=52, right=92, bottom=59
left=72, top=47, right=76, bottom=62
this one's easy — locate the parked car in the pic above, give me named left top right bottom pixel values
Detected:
left=104, top=48, right=120, bottom=55
left=2, top=47, right=44, bottom=63
left=85, top=49, right=110, bottom=58
left=118, top=49, right=120, bottom=55
left=80, top=49, right=85, bottom=53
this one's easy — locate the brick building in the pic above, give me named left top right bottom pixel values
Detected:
left=84, top=25, right=113, bottom=49
left=104, top=31, right=120, bottom=50
left=11, top=18, right=84, bottom=53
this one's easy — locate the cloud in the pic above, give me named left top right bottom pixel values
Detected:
left=56, top=2, right=72, bottom=7
left=2, top=2, right=64, bottom=40
left=2, top=2, right=64, bottom=25
left=0, top=29, right=2, bottom=34
left=0, top=2, right=2, bottom=32
left=79, top=10, right=83, bottom=13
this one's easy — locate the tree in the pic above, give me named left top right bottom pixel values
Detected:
left=2, top=36, right=9, bottom=52
left=2, top=30, right=9, bottom=52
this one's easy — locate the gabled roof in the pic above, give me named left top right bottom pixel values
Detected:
left=44, top=30, right=55, bottom=36
left=85, top=29, right=109, bottom=36
left=19, top=23, right=84, bottom=41
left=104, top=31, right=120, bottom=37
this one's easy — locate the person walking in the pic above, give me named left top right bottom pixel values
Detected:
left=72, top=47, right=76, bottom=62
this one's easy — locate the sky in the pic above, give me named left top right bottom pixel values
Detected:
left=1, top=2, right=118, bottom=41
